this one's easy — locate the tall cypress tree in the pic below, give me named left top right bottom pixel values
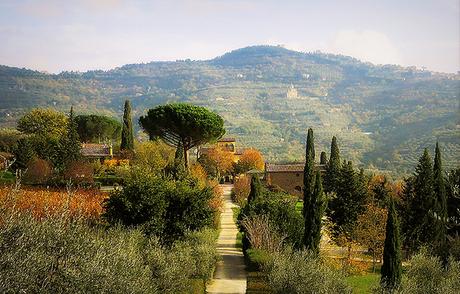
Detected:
left=381, top=198, right=402, bottom=290
left=433, top=142, right=447, bottom=243
left=320, top=151, right=327, bottom=165
left=303, top=170, right=327, bottom=254
left=61, top=106, right=81, bottom=168
left=324, top=136, right=341, bottom=194
left=120, top=100, right=134, bottom=151
left=303, top=128, right=315, bottom=218
left=248, top=175, right=262, bottom=204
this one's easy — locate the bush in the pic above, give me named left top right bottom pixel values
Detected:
left=0, top=186, right=105, bottom=221
left=0, top=212, right=156, bottom=293
left=238, top=189, right=304, bottom=249
left=23, top=158, right=53, bottom=185
left=264, top=249, right=351, bottom=294
left=0, top=210, right=219, bottom=293
left=63, top=161, right=94, bottom=185
left=240, top=214, right=285, bottom=253
left=232, top=175, right=250, bottom=205
left=400, top=250, right=459, bottom=294
left=374, top=250, right=460, bottom=293
left=103, top=169, right=216, bottom=242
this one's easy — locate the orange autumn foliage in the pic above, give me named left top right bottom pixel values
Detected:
left=0, top=187, right=107, bottom=220
left=238, top=148, right=265, bottom=171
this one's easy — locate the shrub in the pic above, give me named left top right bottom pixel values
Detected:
left=103, top=170, right=216, bottom=241
left=238, top=190, right=304, bottom=249
left=63, top=161, right=94, bottom=185
left=232, top=175, right=250, bottom=205
left=264, top=249, right=351, bottom=294
left=240, top=214, right=285, bottom=253
left=400, top=250, right=459, bottom=294
left=23, top=158, right=53, bottom=185
left=0, top=186, right=106, bottom=221
left=0, top=212, right=157, bottom=293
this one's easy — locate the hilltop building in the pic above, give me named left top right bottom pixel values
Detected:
left=286, top=84, right=298, bottom=98
left=264, top=162, right=326, bottom=198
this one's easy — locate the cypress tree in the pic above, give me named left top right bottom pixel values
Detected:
left=381, top=199, right=402, bottom=290
left=120, top=100, right=134, bottom=151
left=412, top=149, right=436, bottom=248
left=324, top=136, right=341, bottom=194
left=61, top=106, right=81, bottom=167
left=303, top=170, right=327, bottom=254
left=303, top=128, right=315, bottom=218
left=320, top=151, right=327, bottom=165
left=433, top=142, right=447, bottom=243
left=248, top=175, right=262, bottom=204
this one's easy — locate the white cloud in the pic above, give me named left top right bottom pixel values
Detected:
left=329, top=30, right=402, bottom=65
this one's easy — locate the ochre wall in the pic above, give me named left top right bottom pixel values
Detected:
left=266, top=172, right=303, bottom=198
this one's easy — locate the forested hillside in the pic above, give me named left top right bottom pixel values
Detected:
left=0, top=45, right=458, bottom=173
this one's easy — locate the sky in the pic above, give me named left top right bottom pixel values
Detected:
left=0, top=0, right=458, bottom=73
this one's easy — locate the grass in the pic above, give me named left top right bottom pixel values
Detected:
left=346, top=273, right=380, bottom=294
left=295, top=200, right=303, bottom=214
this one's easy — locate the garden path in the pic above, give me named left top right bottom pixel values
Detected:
left=206, top=184, right=247, bottom=294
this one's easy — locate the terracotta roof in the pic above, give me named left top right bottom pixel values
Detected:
left=81, top=144, right=111, bottom=157
left=265, top=163, right=326, bottom=173
left=218, top=138, right=236, bottom=142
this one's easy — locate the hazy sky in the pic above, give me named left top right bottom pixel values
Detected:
left=0, top=0, right=458, bottom=73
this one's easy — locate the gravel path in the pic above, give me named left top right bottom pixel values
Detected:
left=207, top=184, right=247, bottom=294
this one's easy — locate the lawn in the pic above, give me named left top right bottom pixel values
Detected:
left=346, top=273, right=380, bottom=294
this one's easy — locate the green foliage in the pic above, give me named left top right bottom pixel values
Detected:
left=303, top=128, right=315, bottom=217
left=139, top=103, right=225, bottom=167
left=402, top=149, right=437, bottom=252
left=263, top=249, right=351, bottom=294
left=324, top=136, right=341, bottom=194
left=17, top=108, right=68, bottom=139
left=328, top=161, right=367, bottom=243
left=381, top=199, right=402, bottom=290
left=320, top=151, right=327, bottom=165
left=0, top=210, right=218, bottom=294
left=433, top=142, right=448, bottom=242
left=103, top=170, right=215, bottom=242
left=0, top=212, right=157, bottom=293
left=375, top=250, right=460, bottom=294
left=59, top=107, right=81, bottom=167
left=303, top=171, right=327, bottom=255
left=446, top=168, right=460, bottom=236
left=12, top=137, right=36, bottom=169
left=0, top=128, right=25, bottom=153
left=120, top=100, right=134, bottom=151
left=75, top=114, right=121, bottom=143
left=248, top=175, right=262, bottom=203
left=239, top=188, right=304, bottom=249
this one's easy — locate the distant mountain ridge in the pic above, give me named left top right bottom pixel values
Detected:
left=0, top=45, right=458, bottom=174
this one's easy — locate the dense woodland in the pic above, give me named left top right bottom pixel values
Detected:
left=0, top=46, right=458, bottom=174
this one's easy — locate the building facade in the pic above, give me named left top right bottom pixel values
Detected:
left=265, top=163, right=326, bottom=198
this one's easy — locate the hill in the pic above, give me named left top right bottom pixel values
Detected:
left=0, top=45, right=458, bottom=174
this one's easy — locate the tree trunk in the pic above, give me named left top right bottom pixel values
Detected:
left=183, top=144, right=189, bottom=169
left=372, top=252, right=376, bottom=273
